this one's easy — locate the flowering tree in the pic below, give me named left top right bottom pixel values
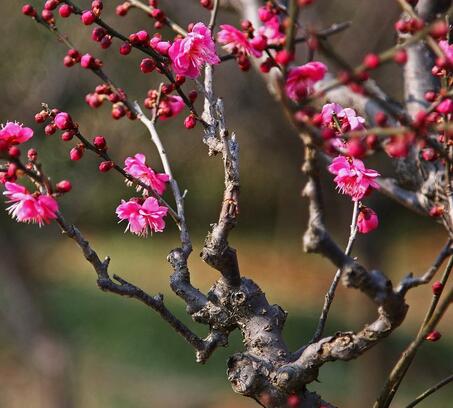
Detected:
left=3, top=0, right=453, bottom=407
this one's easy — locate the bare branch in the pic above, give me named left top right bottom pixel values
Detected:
left=55, top=212, right=207, bottom=352
left=405, top=374, right=453, bottom=408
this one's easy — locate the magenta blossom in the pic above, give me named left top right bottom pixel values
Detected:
left=328, top=155, right=380, bottom=201
left=285, top=62, right=327, bottom=102
left=436, top=98, right=453, bottom=114
left=124, top=153, right=170, bottom=195
left=217, top=24, right=262, bottom=57
left=168, top=23, right=220, bottom=79
left=3, top=182, right=58, bottom=226
left=158, top=95, right=185, bottom=120
left=321, top=103, right=366, bottom=132
left=0, top=122, right=33, bottom=145
left=357, top=207, right=379, bottom=233
left=258, top=16, right=285, bottom=45
left=116, top=197, right=168, bottom=236
left=439, top=40, right=453, bottom=65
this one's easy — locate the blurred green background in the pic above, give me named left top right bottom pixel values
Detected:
left=0, top=1, right=452, bottom=407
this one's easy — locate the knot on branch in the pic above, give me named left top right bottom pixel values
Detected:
left=303, top=224, right=326, bottom=253
left=227, top=353, right=270, bottom=396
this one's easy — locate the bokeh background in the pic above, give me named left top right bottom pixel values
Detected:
left=0, top=1, right=452, bottom=407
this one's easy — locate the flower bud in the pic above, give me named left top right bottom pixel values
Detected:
left=357, top=207, right=379, bottom=234
left=394, top=49, right=408, bottom=65
left=61, top=130, right=75, bottom=141
left=425, top=330, right=441, bottom=342
left=54, top=112, right=74, bottom=130
left=140, top=58, right=156, bottom=73
left=70, top=146, right=84, bottom=161
left=56, top=180, right=72, bottom=193
left=45, top=123, right=57, bottom=136
left=363, top=53, right=380, bottom=70
left=99, top=160, right=114, bottom=172
left=119, top=42, right=132, bottom=55
left=59, top=4, right=72, bottom=18
left=81, top=10, right=96, bottom=25
left=432, top=281, right=443, bottom=296
left=93, top=135, right=106, bottom=150
left=184, top=115, right=197, bottom=129
left=26, top=149, right=37, bottom=162
left=80, top=53, right=95, bottom=69
left=8, top=146, right=21, bottom=158
left=22, top=4, right=37, bottom=17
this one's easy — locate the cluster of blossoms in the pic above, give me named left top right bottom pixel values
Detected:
left=0, top=123, right=62, bottom=225
left=117, top=154, right=169, bottom=236
left=328, top=155, right=379, bottom=234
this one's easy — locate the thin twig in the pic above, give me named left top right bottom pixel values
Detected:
left=374, top=258, right=453, bottom=408
left=404, top=374, right=453, bottom=408
left=310, top=200, right=360, bottom=343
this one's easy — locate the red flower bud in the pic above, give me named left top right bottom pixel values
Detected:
left=99, top=160, right=114, bottom=172
left=45, top=123, right=57, bottom=136
left=93, top=135, right=106, bottom=150
left=56, top=180, right=72, bottom=193
left=429, top=206, right=444, bottom=217
left=70, top=146, right=84, bottom=161
left=432, top=281, right=443, bottom=296
left=425, top=330, right=441, bottom=342
left=184, top=115, right=197, bottom=129
left=59, top=4, right=73, bottom=18
left=394, top=49, right=408, bottom=65
left=275, top=50, right=294, bottom=66
left=140, top=58, right=156, bottom=73
left=81, top=10, right=96, bottom=25
left=61, top=130, right=75, bottom=141
left=54, top=112, right=74, bottom=130
left=27, top=148, right=38, bottom=162
left=22, top=4, right=37, bottom=17
left=8, top=146, right=21, bottom=158
left=120, top=42, right=132, bottom=55
left=363, top=53, right=380, bottom=70
left=374, top=111, right=387, bottom=126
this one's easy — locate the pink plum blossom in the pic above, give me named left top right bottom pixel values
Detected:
left=357, top=207, right=379, bottom=233
left=328, top=155, right=380, bottom=201
left=321, top=103, right=365, bottom=132
left=258, top=16, right=285, bottom=45
left=321, top=103, right=343, bottom=127
left=116, top=197, right=168, bottom=236
left=436, top=98, right=453, bottom=114
left=124, top=153, right=170, bottom=195
left=3, top=182, right=58, bottom=226
left=217, top=25, right=262, bottom=57
left=439, top=40, right=453, bottom=65
left=168, top=23, right=220, bottom=79
left=159, top=95, right=185, bottom=120
left=285, top=62, right=327, bottom=102
left=0, top=122, right=33, bottom=145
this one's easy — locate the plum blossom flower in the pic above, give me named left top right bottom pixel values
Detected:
left=321, top=103, right=365, bottom=132
left=116, top=197, right=168, bottom=236
left=321, top=103, right=343, bottom=127
left=436, top=98, right=453, bottom=114
left=0, top=122, right=33, bottom=145
left=3, top=182, right=58, bottom=226
left=285, top=62, right=327, bottom=102
left=217, top=24, right=262, bottom=57
left=124, top=154, right=170, bottom=195
left=168, top=23, right=220, bottom=79
left=439, top=40, right=453, bottom=65
left=258, top=16, right=285, bottom=45
left=357, top=207, right=379, bottom=233
left=328, top=155, right=380, bottom=201
left=158, top=95, right=185, bottom=120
